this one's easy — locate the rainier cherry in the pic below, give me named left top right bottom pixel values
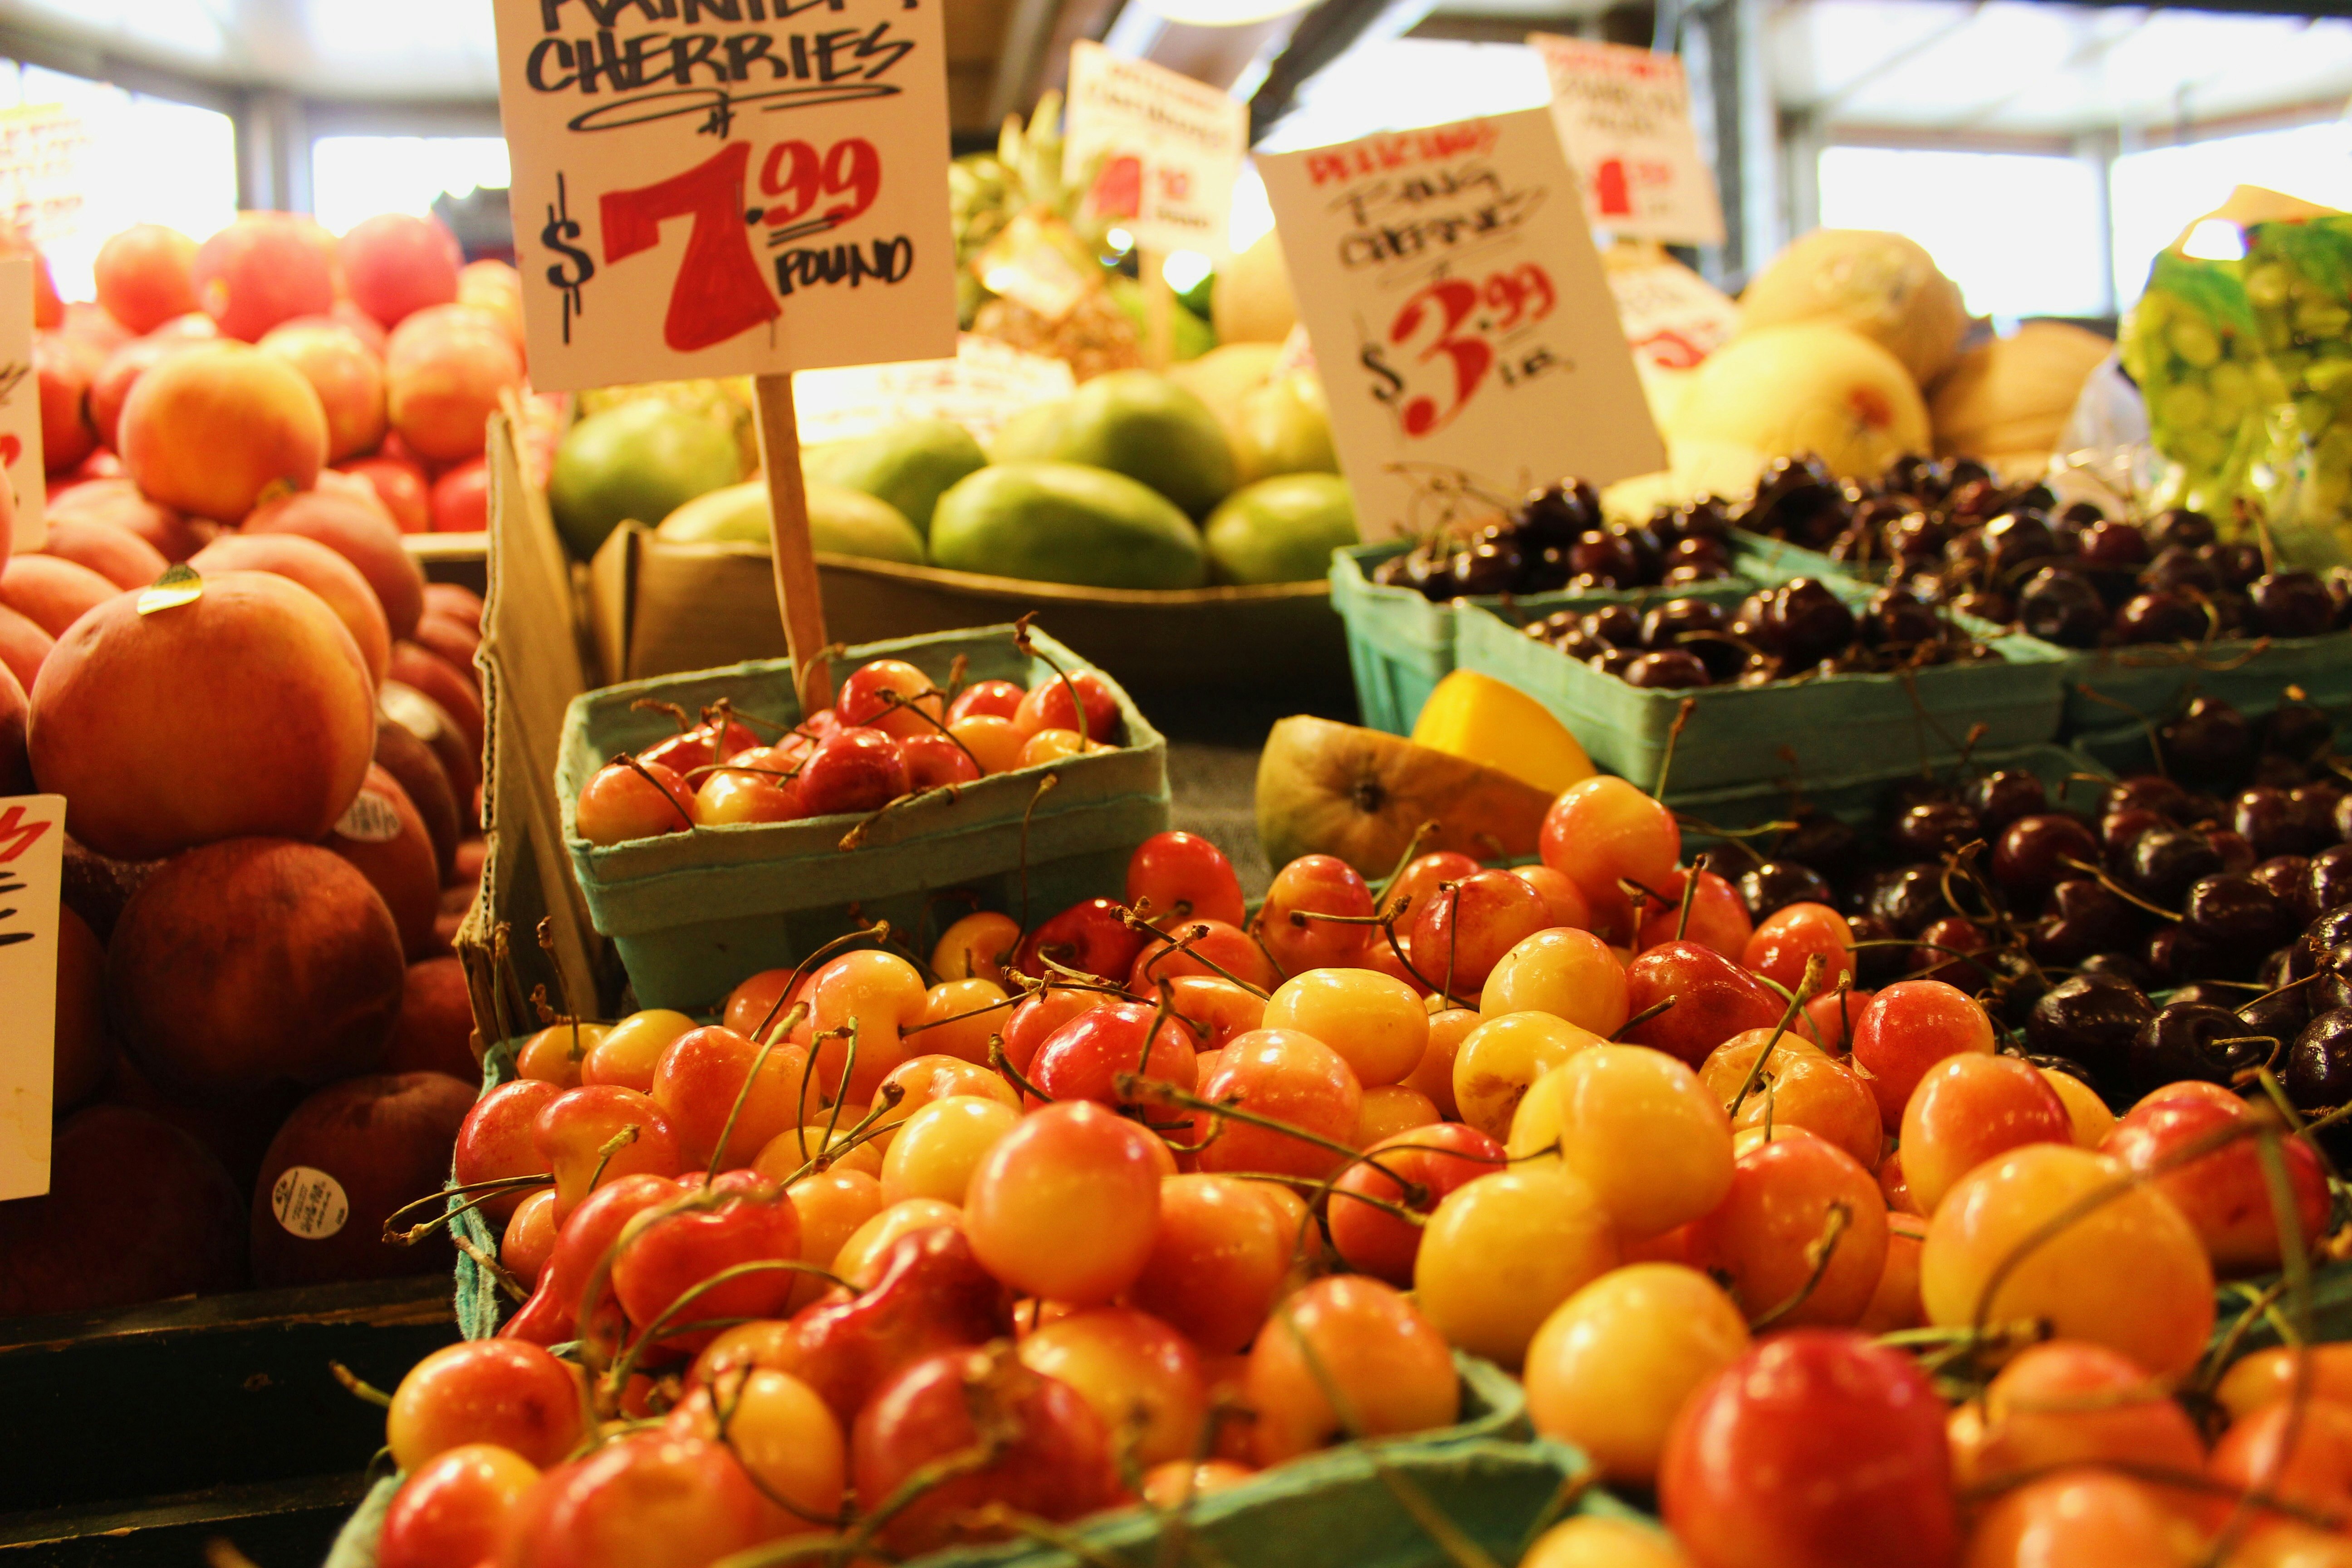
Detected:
left=1015, top=671, right=1118, bottom=745
left=376, top=1443, right=539, bottom=1568
left=900, top=733, right=980, bottom=789
left=1016, top=1307, right=1209, bottom=1469
left=1329, top=1121, right=1504, bottom=1283
left=533, top=1084, right=681, bottom=1220
left=1742, top=902, right=1855, bottom=992
left=1523, top=1262, right=1750, bottom=1485
left=1414, top=1165, right=1619, bottom=1366
left=1898, top=1053, right=2071, bottom=1215
left=1480, top=927, right=1630, bottom=1036
left=796, top=728, right=908, bottom=816
left=1190, top=1029, right=1364, bottom=1181
left=1619, top=941, right=1781, bottom=1066
left=1633, top=869, right=1752, bottom=960
left=452, top=1079, right=559, bottom=1223
left=1408, top=868, right=1549, bottom=995
left=610, top=1169, right=803, bottom=1356
left=1509, top=1046, right=1733, bottom=1240
left=964, top=1101, right=1162, bottom=1305
left=1540, top=776, right=1680, bottom=908
left=387, top=1339, right=587, bottom=1471
left=1262, top=967, right=1429, bottom=1087
left=837, top=657, right=944, bottom=740
left=1382, top=851, right=1480, bottom=920
left=1257, top=854, right=1374, bottom=974
left=575, top=756, right=695, bottom=845
left=1849, top=979, right=1997, bottom=1132
left=945, top=679, right=1024, bottom=725
left=1014, top=897, right=1147, bottom=984
left=1126, top=1173, right=1293, bottom=1355
left=1690, top=1135, right=1890, bottom=1327
left=2101, top=1093, right=2330, bottom=1274
left=1245, top=1276, right=1458, bottom=1464
left=931, top=910, right=1019, bottom=984
left=1127, top=829, right=1246, bottom=927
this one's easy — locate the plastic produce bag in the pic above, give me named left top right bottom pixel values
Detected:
left=2245, top=216, right=2352, bottom=562
left=2119, top=250, right=2277, bottom=517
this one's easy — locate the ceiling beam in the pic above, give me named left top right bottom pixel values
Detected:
left=1246, top=0, right=1442, bottom=142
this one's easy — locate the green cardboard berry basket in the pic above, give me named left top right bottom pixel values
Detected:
left=1454, top=601, right=2068, bottom=795
left=2054, top=629, right=2352, bottom=735
left=556, top=625, right=1171, bottom=1013
left=1666, top=743, right=2108, bottom=830
left=1329, top=540, right=1784, bottom=737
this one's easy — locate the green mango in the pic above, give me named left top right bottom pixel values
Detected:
left=1232, top=371, right=1338, bottom=484
left=987, top=398, right=1068, bottom=463
left=930, top=462, right=1206, bottom=589
left=549, top=400, right=746, bottom=559
left=802, top=419, right=986, bottom=538
left=655, top=479, right=925, bottom=565
left=1203, top=473, right=1357, bottom=584
left=1038, top=370, right=1236, bottom=519
left=1107, top=276, right=1218, bottom=362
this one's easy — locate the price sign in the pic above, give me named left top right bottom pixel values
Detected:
left=1257, top=109, right=1664, bottom=542
left=1529, top=34, right=1724, bottom=248
left=0, top=795, right=65, bottom=1199
left=1604, top=243, right=1739, bottom=369
left=490, top=0, right=957, bottom=393
left=793, top=333, right=1076, bottom=446
left=1063, top=42, right=1247, bottom=258
left=0, top=256, right=39, bottom=553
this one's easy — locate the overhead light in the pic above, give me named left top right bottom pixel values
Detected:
left=1140, top=0, right=1314, bottom=26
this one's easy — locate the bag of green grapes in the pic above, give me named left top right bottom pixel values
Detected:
left=2245, top=216, right=2352, bottom=564
left=2120, top=250, right=2276, bottom=520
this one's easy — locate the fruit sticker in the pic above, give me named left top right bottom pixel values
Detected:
left=270, top=1164, right=351, bottom=1240
left=1528, top=34, right=1725, bottom=248
left=1257, top=109, right=1663, bottom=541
left=335, top=791, right=407, bottom=845
left=487, top=0, right=956, bottom=392
left=0, top=793, right=65, bottom=1199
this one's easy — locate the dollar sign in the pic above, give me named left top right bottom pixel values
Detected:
left=1360, top=342, right=1404, bottom=407
left=543, top=214, right=595, bottom=291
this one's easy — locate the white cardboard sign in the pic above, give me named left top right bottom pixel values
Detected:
left=1257, top=110, right=1665, bottom=543
left=0, top=794, right=65, bottom=1199
left=0, top=256, right=42, bottom=553
left=1529, top=34, right=1725, bottom=249
left=1063, top=41, right=1247, bottom=257
left=793, top=333, right=1076, bottom=445
left=490, top=0, right=958, bottom=393
left=1604, top=245, right=1740, bottom=369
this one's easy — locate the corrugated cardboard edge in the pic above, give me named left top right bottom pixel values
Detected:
left=455, top=414, right=617, bottom=1035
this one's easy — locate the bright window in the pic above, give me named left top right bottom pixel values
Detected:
left=1254, top=39, right=1554, bottom=153
left=311, top=135, right=510, bottom=237
left=1816, top=145, right=2107, bottom=320
left=0, top=62, right=236, bottom=303
left=2109, top=121, right=2352, bottom=309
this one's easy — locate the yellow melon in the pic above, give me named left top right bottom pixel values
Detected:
left=1928, top=320, right=2112, bottom=463
left=1214, top=233, right=1297, bottom=345
left=1668, top=322, right=1929, bottom=481
left=1739, top=229, right=1969, bottom=387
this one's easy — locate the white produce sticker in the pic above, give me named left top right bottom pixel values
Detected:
left=271, top=1165, right=350, bottom=1240
left=335, top=792, right=405, bottom=844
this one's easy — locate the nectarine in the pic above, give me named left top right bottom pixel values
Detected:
left=244, top=486, right=424, bottom=637
left=94, top=223, right=200, bottom=334
left=343, top=213, right=461, bottom=330
left=250, top=1070, right=475, bottom=1286
left=259, top=320, right=387, bottom=462
left=189, top=530, right=391, bottom=687
left=193, top=213, right=335, bottom=341
left=118, top=342, right=328, bottom=521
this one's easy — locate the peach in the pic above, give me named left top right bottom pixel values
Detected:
left=384, top=956, right=478, bottom=1079
left=430, top=457, right=489, bottom=533
left=118, top=342, right=328, bottom=521
left=423, top=582, right=481, bottom=627
left=91, top=333, right=206, bottom=450
left=55, top=905, right=113, bottom=1111
left=413, top=612, right=478, bottom=674
left=458, top=260, right=525, bottom=352
left=46, top=476, right=215, bottom=561
left=259, top=320, right=386, bottom=461
left=382, top=680, right=479, bottom=813
left=0, top=553, right=115, bottom=637
left=97, top=1052, right=302, bottom=1194
left=0, top=1104, right=245, bottom=1316
left=94, top=223, right=201, bottom=333
left=250, top=1070, right=474, bottom=1287
left=338, top=454, right=431, bottom=533
left=108, top=837, right=405, bottom=1098
left=151, top=310, right=221, bottom=340
left=343, top=213, right=461, bottom=329
left=391, top=641, right=482, bottom=757
left=243, top=485, right=424, bottom=637
left=328, top=763, right=442, bottom=959
left=0, top=218, right=64, bottom=329
left=0, top=659, right=26, bottom=793
left=36, top=515, right=167, bottom=588
left=331, top=300, right=387, bottom=356
left=384, top=305, right=522, bottom=463
left=191, top=527, right=391, bottom=686
left=28, top=569, right=375, bottom=860
left=374, top=710, right=461, bottom=879
left=0, top=602, right=52, bottom=689
left=61, top=301, right=132, bottom=356
left=193, top=213, right=335, bottom=341
left=37, top=332, right=100, bottom=474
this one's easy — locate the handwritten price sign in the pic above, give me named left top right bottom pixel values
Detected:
left=1529, top=34, right=1724, bottom=248
left=0, top=794, right=65, bottom=1198
left=1063, top=43, right=1246, bottom=258
left=0, top=255, right=39, bottom=553
left=1258, top=109, right=1662, bottom=542
left=490, top=0, right=956, bottom=393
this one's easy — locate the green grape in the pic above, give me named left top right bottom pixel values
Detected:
left=2168, top=317, right=2222, bottom=368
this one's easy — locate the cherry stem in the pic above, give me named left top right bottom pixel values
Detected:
left=382, top=1172, right=554, bottom=1245
left=583, top=1124, right=640, bottom=1198
left=1746, top=1198, right=1851, bottom=1331
left=1612, top=996, right=1676, bottom=1039
left=1673, top=852, right=1706, bottom=943
left=630, top=697, right=695, bottom=733
left=537, top=916, right=584, bottom=1064
left=1122, top=913, right=1272, bottom=1000
left=1018, top=772, right=1059, bottom=932
left=901, top=992, right=1021, bottom=1036
left=615, top=751, right=697, bottom=830
left=839, top=781, right=966, bottom=852
left=707, top=1033, right=784, bottom=1186
left=1727, top=953, right=1826, bottom=1121
left=602, top=1256, right=842, bottom=1406
left=2056, top=856, right=2182, bottom=922
left=709, top=1365, right=857, bottom=1529
left=990, top=1037, right=1055, bottom=1105
left=454, top=1230, right=528, bottom=1301
left=328, top=1361, right=394, bottom=1408
left=784, top=1081, right=906, bottom=1188
left=1372, top=820, right=1443, bottom=909
left=874, top=686, right=986, bottom=775
left=1653, top=695, right=1699, bottom=799
left=1012, top=611, right=1091, bottom=748
left=1113, top=1075, right=1422, bottom=1198
left=754, top=921, right=896, bottom=1049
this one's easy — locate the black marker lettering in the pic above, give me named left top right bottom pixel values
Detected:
left=526, top=37, right=577, bottom=91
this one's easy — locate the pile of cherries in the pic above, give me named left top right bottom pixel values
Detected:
left=1520, top=576, right=2002, bottom=691
left=1370, top=479, right=1740, bottom=601
left=572, top=656, right=1124, bottom=848
left=1733, top=452, right=2352, bottom=651
left=1710, top=688, right=2352, bottom=1144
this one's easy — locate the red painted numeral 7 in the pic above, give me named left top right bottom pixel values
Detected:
left=601, top=142, right=779, bottom=353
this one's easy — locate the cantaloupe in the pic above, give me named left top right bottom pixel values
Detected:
left=1928, top=320, right=2112, bottom=465
left=1739, top=230, right=1969, bottom=387
left=1214, top=233, right=1297, bottom=345
left=1255, top=715, right=1556, bottom=877
left=1668, top=322, right=1929, bottom=481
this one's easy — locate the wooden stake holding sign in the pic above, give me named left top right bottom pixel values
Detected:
left=487, top=0, right=957, bottom=714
